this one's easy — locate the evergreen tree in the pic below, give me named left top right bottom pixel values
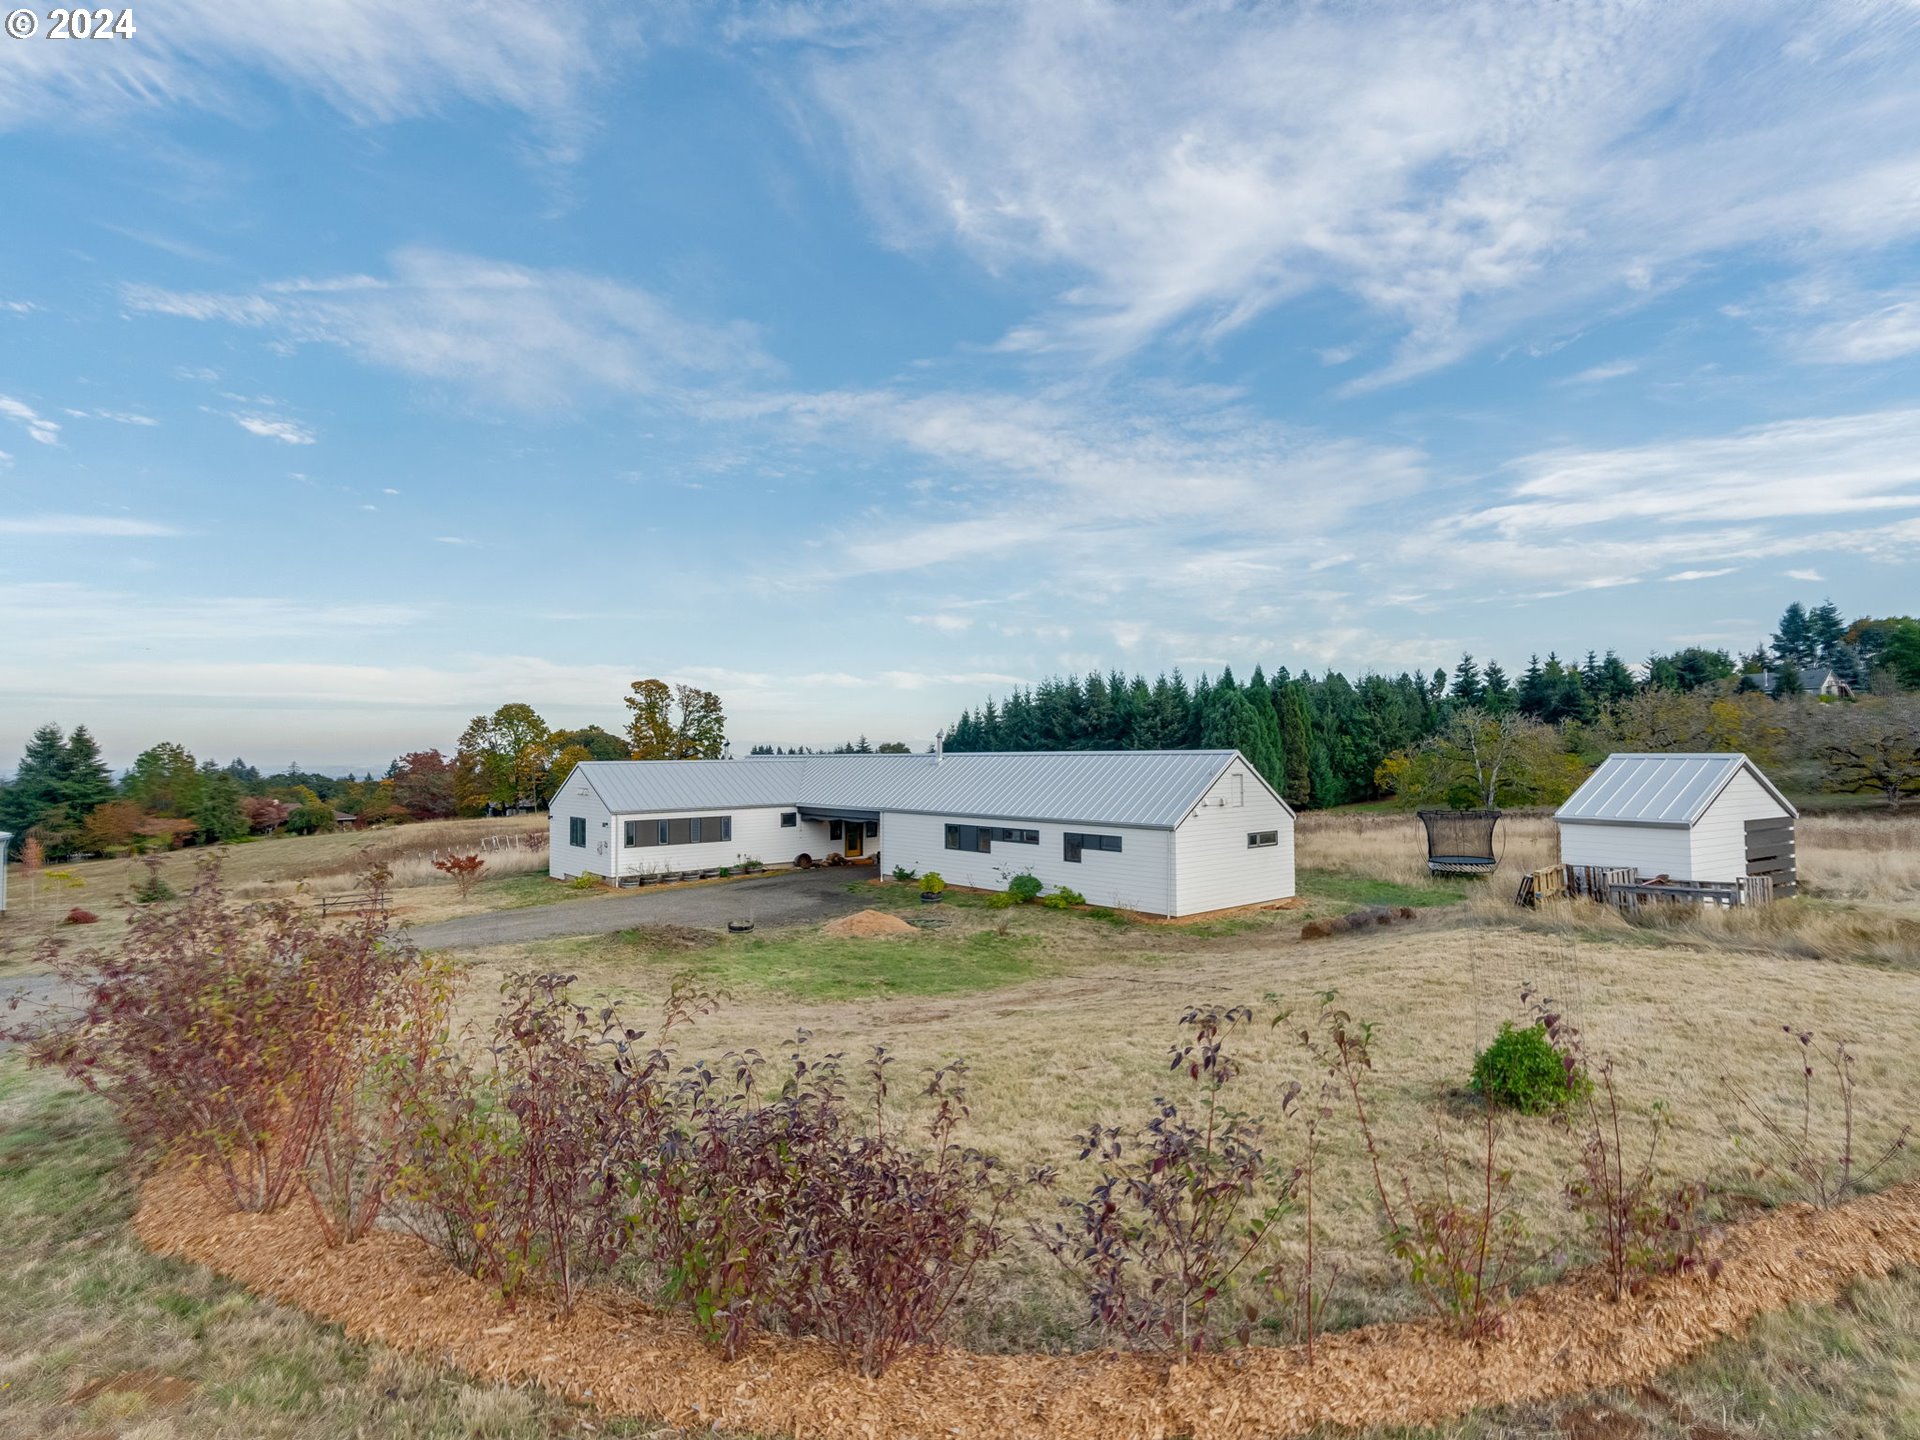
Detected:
left=1276, top=681, right=1316, bottom=807
left=61, top=725, right=115, bottom=815
left=1808, top=600, right=1846, bottom=663
left=1596, top=651, right=1638, bottom=704
left=1481, top=660, right=1513, bottom=713
left=1773, top=602, right=1816, bottom=666
left=1517, top=655, right=1551, bottom=717
left=1449, top=653, right=1484, bottom=705
left=0, top=724, right=68, bottom=854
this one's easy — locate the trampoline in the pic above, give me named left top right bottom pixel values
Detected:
left=1418, top=808, right=1502, bottom=876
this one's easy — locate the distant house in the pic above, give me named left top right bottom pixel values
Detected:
left=1749, top=666, right=1854, bottom=699
left=1555, top=752, right=1797, bottom=893
left=549, top=748, right=1296, bottom=917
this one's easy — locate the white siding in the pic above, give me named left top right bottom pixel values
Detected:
left=878, top=810, right=1175, bottom=914
left=548, top=778, right=614, bottom=879
left=1557, top=821, right=1692, bottom=879
left=1690, top=769, right=1791, bottom=880
left=610, top=807, right=848, bottom=879
left=1170, top=759, right=1296, bottom=914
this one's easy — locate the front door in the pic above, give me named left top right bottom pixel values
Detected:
left=843, top=820, right=863, bottom=857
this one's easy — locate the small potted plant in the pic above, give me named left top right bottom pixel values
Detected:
left=920, top=871, right=946, bottom=904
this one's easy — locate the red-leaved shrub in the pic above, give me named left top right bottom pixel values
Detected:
left=6, top=861, right=448, bottom=1221
left=62, top=907, right=99, bottom=925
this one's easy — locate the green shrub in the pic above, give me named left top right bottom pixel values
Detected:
left=131, top=864, right=176, bottom=905
left=717, top=866, right=732, bottom=878
left=1471, top=1022, right=1584, bottom=1114
left=983, top=891, right=1018, bottom=909
left=892, top=865, right=918, bottom=882
left=1007, top=872, right=1044, bottom=905
left=568, top=872, right=602, bottom=892
left=1041, top=885, right=1087, bottom=909
left=920, top=872, right=946, bottom=895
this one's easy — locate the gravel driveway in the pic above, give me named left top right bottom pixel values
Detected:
left=401, top=867, right=875, bottom=951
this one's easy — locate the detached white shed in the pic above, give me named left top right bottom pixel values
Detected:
left=1555, top=753, right=1797, bottom=894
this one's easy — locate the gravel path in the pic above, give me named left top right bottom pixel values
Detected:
left=0, top=972, right=87, bottom=1054
left=401, top=868, right=874, bottom=951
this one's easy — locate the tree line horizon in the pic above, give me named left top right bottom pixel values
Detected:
left=3, top=602, right=1917, bottom=857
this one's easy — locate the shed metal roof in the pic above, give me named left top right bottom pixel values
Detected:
left=567, top=750, right=1283, bottom=830
left=1555, top=753, right=1796, bottom=828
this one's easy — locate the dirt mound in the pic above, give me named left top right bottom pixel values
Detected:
left=822, top=909, right=918, bottom=938
left=1302, top=905, right=1420, bottom=940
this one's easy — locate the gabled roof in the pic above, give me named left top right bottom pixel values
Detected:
left=1555, top=753, right=1796, bottom=828
left=564, top=750, right=1289, bottom=831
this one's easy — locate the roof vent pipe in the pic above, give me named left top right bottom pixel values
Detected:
left=935, top=729, right=944, bottom=765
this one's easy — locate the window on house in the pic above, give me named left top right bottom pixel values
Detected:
left=781, top=811, right=797, bottom=828
left=991, top=827, right=1038, bottom=844
left=1063, top=832, right=1121, bottom=862
left=1248, top=830, right=1279, bottom=848
left=691, top=816, right=731, bottom=843
left=944, top=823, right=992, bottom=852
left=666, top=817, right=694, bottom=845
left=865, top=820, right=879, bottom=838
left=829, top=819, right=843, bottom=840
left=625, top=820, right=660, bottom=847
left=568, top=816, right=586, bottom=847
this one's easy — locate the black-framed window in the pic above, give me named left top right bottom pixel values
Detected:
left=829, top=819, right=843, bottom=840
left=635, top=815, right=734, bottom=847
left=1063, top=831, right=1121, bottom=863
left=945, top=823, right=990, bottom=852
left=568, top=816, right=586, bottom=847
left=781, top=811, right=797, bottom=828
left=625, top=819, right=660, bottom=847
left=1248, top=830, right=1279, bottom=849
left=865, top=820, right=879, bottom=838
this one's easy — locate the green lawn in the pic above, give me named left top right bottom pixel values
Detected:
left=1297, top=867, right=1471, bottom=911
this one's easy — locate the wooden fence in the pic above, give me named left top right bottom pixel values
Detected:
left=1744, top=817, right=1797, bottom=897
left=1515, top=865, right=1633, bottom=907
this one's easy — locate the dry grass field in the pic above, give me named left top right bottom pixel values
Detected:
left=0, top=816, right=553, bottom=968
left=6, top=804, right=1920, bottom=1437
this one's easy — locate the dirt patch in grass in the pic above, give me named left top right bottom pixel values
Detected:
left=134, top=1161, right=1920, bottom=1440
left=822, top=909, right=919, bottom=938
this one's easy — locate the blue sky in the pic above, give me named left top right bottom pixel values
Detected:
left=3, top=1, right=1919, bottom=770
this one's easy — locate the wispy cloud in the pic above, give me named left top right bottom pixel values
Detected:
left=1787, top=568, right=1824, bottom=582
left=0, top=0, right=617, bottom=142
left=1564, top=360, right=1638, bottom=384
left=1665, top=568, right=1736, bottom=582
left=1799, top=288, right=1920, bottom=364
left=125, top=249, right=772, bottom=410
left=231, top=413, right=316, bottom=445
left=780, top=4, right=1920, bottom=383
left=0, top=515, right=181, bottom=537
left=0, top=393, right=60, bottom=445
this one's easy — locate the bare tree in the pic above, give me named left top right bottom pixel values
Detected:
left=1821, top=698, right=1920, bottom=808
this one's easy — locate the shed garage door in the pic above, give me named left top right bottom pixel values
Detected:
left=1745, top=817, right=1796, bottom=897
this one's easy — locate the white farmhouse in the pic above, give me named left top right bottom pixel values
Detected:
left=1554, top=753, right=1797, bottom=894
left=548, top=749, right=1295, bottom=917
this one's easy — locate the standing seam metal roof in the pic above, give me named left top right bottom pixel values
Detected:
left=1554, top=753, right=1796, bottom=828
left=566, top=750, right=1287, bottom=830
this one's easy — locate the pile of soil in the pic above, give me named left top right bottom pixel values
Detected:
left=135, top=1167, right=1920, bottom=1440
left=822, top=909, right=919, bottom=938
left=1302, top=905, right=1419, bottom=940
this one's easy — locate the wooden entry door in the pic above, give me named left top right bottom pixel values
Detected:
left=843, top=821, right=863, bottom=857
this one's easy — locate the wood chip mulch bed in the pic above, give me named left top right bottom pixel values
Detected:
left=134, top=1173, right=1920, bottom=1440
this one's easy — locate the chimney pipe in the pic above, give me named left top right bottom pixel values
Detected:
left=935, top=729, right=944, bottom=765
